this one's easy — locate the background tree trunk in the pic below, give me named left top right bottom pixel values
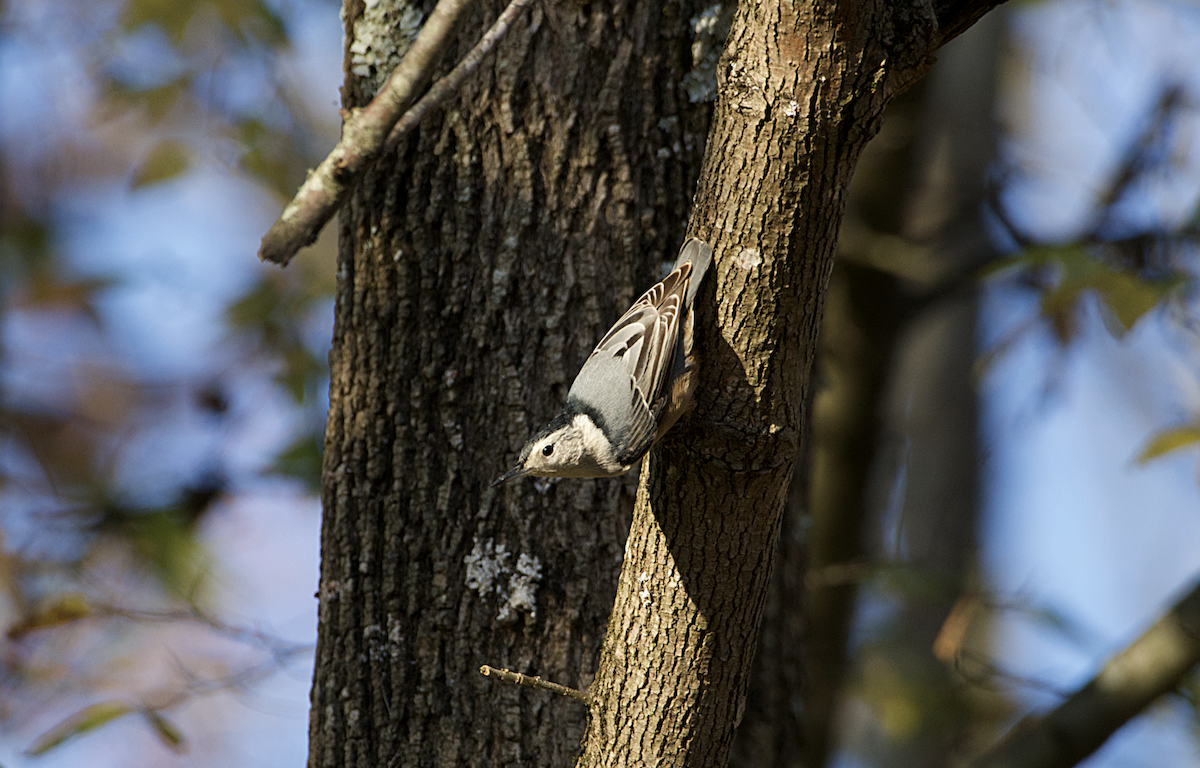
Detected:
left=308, top=0, right=712, bottom=765
left=796, top=15, right=1003, bottom=768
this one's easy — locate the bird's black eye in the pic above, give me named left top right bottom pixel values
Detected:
left=542, top=444, right=554, bottom=457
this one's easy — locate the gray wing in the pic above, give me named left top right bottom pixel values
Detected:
left=567, top=262, right=693, bottom=461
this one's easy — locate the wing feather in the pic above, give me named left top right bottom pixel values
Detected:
left=572, top=262, right=693, bottom=461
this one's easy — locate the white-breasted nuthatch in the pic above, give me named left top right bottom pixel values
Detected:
left=493, top=238, right=713, bottom=485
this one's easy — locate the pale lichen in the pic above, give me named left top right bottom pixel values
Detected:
left=464, top=537, right=542, bottom=622
left=682, top=4, right=734, bottom=103
left=498, top=553, right=543, bottom=621
left=348, top=0, right=425, bottom=94
left=735, top=247, right=763, bottom=271
left=465, top=537, right=510, bottom=595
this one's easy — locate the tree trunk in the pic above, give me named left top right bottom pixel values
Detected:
left=309, top=0, right=1005, bottom=765
left=308, top=0, right=711, bottom=765
left=577, top=0, right=941, bottom=765
left=576, top=0, right=1003, bottom=765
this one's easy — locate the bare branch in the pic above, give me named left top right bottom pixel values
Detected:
left=968, top=578, right=1200, bottom=768
left=259, top=0, right=479, bottom=266
left=479, top=665, right=589, bottom=703
left=384, top=0, right=537, bottom=154
left=259, top=0, right=536, bottom=266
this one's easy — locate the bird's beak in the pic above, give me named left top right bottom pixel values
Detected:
left=491, top=464, right=530, bottom=487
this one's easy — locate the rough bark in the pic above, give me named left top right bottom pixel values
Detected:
left=728, top=443, right=808, bottom=768
left=309, top=0, right=1007, bottom=765
left=308, top=0, right=711, bottom=765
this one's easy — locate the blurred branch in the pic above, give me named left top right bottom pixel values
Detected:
left=1093, top=86, right=1183, bottom=216
left=989, top=85, right=1189, bottom=252
left=22, top=601, right=312, bottom=756
left=99, top=603, right=311, bottom=661
left=259, top=0, right=534, bottom=266
left=968, top=577, right=1200, bottom=768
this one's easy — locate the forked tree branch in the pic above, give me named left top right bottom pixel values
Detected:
left=259, top=0, right=533, bottom=266
left=383, top=0, right=535, bottom=155
left=934, top=0, right=1010, bottom=47
left=969, top=578, right=1200, bottom=768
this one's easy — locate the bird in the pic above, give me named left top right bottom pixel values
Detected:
left=493, top=238, right=713, bottom=485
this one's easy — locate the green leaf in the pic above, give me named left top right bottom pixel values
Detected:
left=1091, top=269, right=1180, bottom=337
left=27, top=701, right=133, bottom=755
left=127, top=511, right=209, bottom=598
left=143, top=709, right=188, bottom=753
left=272, top=435, right=323, bottom=492
left=96, top=504, right=210, bottom=599
left=132, top=141, right=191, bottom=188
left=121, top=0, right=198, bottom=40
left=279, top=345, right=324, bottom=403
left=239, top=147, right=295, bottom=199
left=1137, top=425, right=1200, bottom=464
left=214, top=0, right=289, bottom=46
left=227, top=280, right=282, bottom=328
left=237, top=118, right=303, bottom=197
left=996, top=243, right=1181, bottom=342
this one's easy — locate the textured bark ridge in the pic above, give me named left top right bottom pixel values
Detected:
left=308, top=0, right=711, bottom=765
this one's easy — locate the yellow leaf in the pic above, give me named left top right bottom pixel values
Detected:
left=143, top=709, right=188, bottom=753
left=1093, top=270, right=1177, bottom=335
left=7, top=593, right=91, bottom=639
left=1136, top=425, right=1200, bottom=464
left=132, top=141, right=190, bottom=188
left=27, top=701, right=132, bottom=755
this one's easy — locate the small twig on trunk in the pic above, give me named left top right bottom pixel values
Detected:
left=258, top=0, right=536, bottom=267
left=479, top=665, right=589, bottom=703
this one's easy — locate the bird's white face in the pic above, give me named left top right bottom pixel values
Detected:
left=520, top=420, right=591, bottom=478
left=493, top=413, right=627, bottom=486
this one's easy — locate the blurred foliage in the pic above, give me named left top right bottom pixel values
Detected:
left=131, top=140, right=192, bottom=187
left=121, top=0, right=287, bottom=45
left=0, top=0, right=337, bottom=755
left=1137, top=422, right=1200, bottom=465
left=989, top=243, right=1187, bottom=344
left=26, top=700, right=134, bottom=756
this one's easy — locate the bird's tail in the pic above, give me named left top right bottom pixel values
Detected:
left=673, top=238, right=714, bottom=305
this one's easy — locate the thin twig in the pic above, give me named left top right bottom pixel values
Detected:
left=479, top=665, right=589, bottom=703
left=258, top=0, right=479, bottom=266
left=384, top=0, right=537, bottom=154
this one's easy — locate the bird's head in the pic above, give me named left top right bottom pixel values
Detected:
left=492, top=410, right=619, bottom=485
